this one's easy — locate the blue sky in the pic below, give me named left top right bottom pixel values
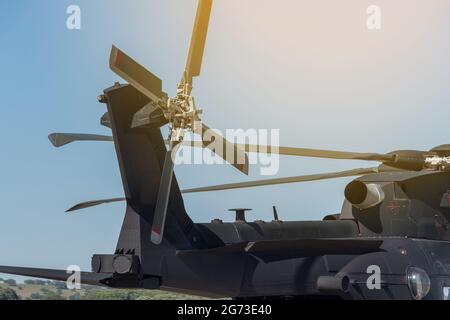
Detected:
left=1, top=0, right=450, bottom=275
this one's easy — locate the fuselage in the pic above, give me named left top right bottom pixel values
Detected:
left=155, top=170, right=450, bottom=299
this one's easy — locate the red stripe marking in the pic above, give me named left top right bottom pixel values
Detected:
left=152, top=227, right=161, bottom=236
left=387, top=201, right=401, bottom=210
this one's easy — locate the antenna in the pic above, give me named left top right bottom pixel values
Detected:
left=229, top=209, right=252, bottom=223
left=273, top=206, right=280, bottom=222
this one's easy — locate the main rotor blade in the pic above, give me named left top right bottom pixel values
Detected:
left=151, top=143, right=182, bottom=245
left=48, top=133, right=113, bottom=148
left=65, top=167, right=384, bottom=212
left=202, top=123, right=249, bottom=175
left=238, top=144, right=395, bottom=162
left=110, top=46, right=164, bottom=102
left=0, top=266, right=112, bottom=286
left=169, top=140, right=394, bottom=163
left=182, top=167, right=381, bottom=193
left=66, top=198, right=126, bottom=212
left=184, top=0, right=213, bottom=84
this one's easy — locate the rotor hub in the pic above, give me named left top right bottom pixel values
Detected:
left=164, top=83, right=203, bottom=143
left=425, top=156, right=450, bottom=171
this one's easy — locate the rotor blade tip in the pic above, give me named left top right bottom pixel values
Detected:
left=48, top=133, right=65, bottom=148
left=48, top=133, right=57, bottom=146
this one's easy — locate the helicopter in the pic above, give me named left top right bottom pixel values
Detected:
left=2, top=0, right=450, bottom=300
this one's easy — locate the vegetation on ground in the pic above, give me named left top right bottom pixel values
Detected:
left=0, top=278, right=212, bottom=300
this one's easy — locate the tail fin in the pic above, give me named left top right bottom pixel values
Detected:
left=103, top=84, right=211, bottom=274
